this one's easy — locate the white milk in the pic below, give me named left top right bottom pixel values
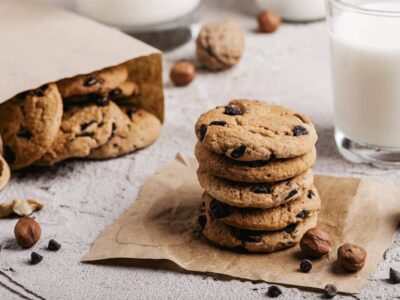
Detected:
left=330, top=1, right=400, bottom=148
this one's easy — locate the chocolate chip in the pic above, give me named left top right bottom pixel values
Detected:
left=292, top=125, right=308, bottom=136
left=34, top=85, right=48, bottom=97
left=17, top=91, right=29, bottom=100
left=199, top=125, right=207, bottom=141
left=390, top=268, right=400, bottom=284
left=48, top=239, right=61, bottom=251
left=234, top=229, right=261, bottom=243
left=210, top=199, right=231, bottom=219
left=84, top=77, right=99, bottom=87
left=247, top=160, right=269, bottom=168
left=224, top=105, right=243, bottom=116
left=88, top=94, right=109, bottom=106
left=4, top=146, right=16, bottom=164
left=209, top=121, right=227, bottom=127
left=30, top=252, right=43, bottom=265
left=307, top=190, right=315, bottom=199
left=109, top=88, right=122, bottom=99
left=80, top=120, right=97, bottom=131
left=198, top=215, right=207, bottom=229
left=285, top=189, right=298, bottom=200
left=283, top=223, right=297, bottom=234
left=251, top=184, right=272, bottom=194
left=266, top=285, right=282, bottom=298
left=296, top=210, right=309, bottom=219
left=126, top=108, right=138, bottom=118
left=17, top=127, right=32, bottom=139
left=300, top=259, right=313, bottom=273
left=77, top=132, right=95, bottom=138
left=323, top=284, right=337, bottom=298
left=231, top=144, right=247, bottom=159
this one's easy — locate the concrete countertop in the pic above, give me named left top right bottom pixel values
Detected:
left=1, top=0, right=400, bottom=299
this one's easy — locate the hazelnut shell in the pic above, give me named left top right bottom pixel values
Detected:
left=14, top=217, right=41, bottom=248
left=337, top=243, right=367, bottom=272
left=300, top=228, right=332, bottom=258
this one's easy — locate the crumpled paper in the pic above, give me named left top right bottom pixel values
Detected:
left=83, top=154, right=400, bottom=294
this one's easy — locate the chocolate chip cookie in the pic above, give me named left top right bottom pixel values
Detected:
left=197, top=168, right=313, bottom=208
left=35, top=101, right=123, bottom=166
left=195, top=99, right=318, bottom=161
left=204, top=186, right=320, bottom=231
left=196, top=20, right=245, bottom=71
left=199, top=209, right=318, bottom=253
left=0, top=83, right=63, bottom=170
left=88, top=106, right=161, bottom=159
left=57, top=64, right=129, bottom=98
left=0, top=156, right=10, bottom=192
left=195, top=142, right=316, bottom=183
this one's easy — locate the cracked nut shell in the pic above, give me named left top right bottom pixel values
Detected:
left=300, top=228, right=332, bottom=258
left=337, top=243, right=367, bottom=272
left=14, top=217, right=41, bottom=248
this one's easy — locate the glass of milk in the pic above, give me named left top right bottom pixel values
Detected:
left=327, top=0, right=400, bottom=167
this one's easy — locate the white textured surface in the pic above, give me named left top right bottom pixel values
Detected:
left=1, top=1, right=400, bottom=299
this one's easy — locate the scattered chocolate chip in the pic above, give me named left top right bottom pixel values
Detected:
left=108, top=88, right=122, bottom=99
left=80, top=120, right=97, bottom=131
left=323, top=284, right=337, bottom=298
left=210, top=199, right=230, bottom=219
left=224, top=105, right=243, bottom=116
left=17, top=127, right=32, bottom=139
left=84, top=77, right=99, bottom=87
left=209, top=121, right=227, bottom=127
left=199, top=125, right=207, bottom=141
left=292, top=125, right=308, bottom=136
left=234, top=229, right=261, bottom=243
left=198, top=215, right=207, bottom=229
left=307, top=190, right=315, bottom=199
left=4, top=146, right=16, bottom=165
left=300, top=259, right=313, bottom=273
left=251, top=184, right=272, bottom=194
left=48, top=239, right=61, bottom=251
left=283, top=223, right=297, bottom=234
left=231, top=144, right=247, bottom=159
left=390, top=268, right=400, bottom=284
left=30, top=252, right=43, bottom=265
left=285, top=189, right=298, bottom=200
left=266, top=285, right=282, bottom=298
left=296, top=210, right=309, bottom=219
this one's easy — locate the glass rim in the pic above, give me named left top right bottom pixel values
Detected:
left=329, top=0, right=400, bottom=17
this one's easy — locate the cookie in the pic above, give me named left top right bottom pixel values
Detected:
left=204, top=186, right=320, bottom=231
left=197, top=168, right=313, bottom=208
left=195, top=142, right=316, bottom=183
left=0, top=156, right=10, bottom=192
left=199, top=209, right=318, bottom=253
left=88, top=106, right=161, bottom=159
left=196, top=20, right=245, bottom=71
left=57, top=64, right=129, bottom=98
left=0, top=83, right=63, bottom=170
left=35, top=101, right=123, bottom=166
left=195, top=99, right=318, bottom=161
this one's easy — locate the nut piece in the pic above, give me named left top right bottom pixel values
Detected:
left=258, top=10, right=281, bottom=33
left=300, top=228, right=332, bottom=258
left=337, top=243, right=367, bottom=272
left=170, top=61, right=196, bottom=87
left=14, top=217, right=41, bottom=248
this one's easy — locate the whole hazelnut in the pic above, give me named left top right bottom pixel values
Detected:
left=14, top=217, right=41, bottom=248
left=170, top=61, right=196, bottom=87
left=258, top=10, right=281, bottom=33
left=300, top=228, right=332, bottom=258
left=337, top=243, right=367, bottom=272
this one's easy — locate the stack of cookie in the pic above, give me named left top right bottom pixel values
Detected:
left=0, top=64, right=162, bottom=170
left=195, top=99, right=319, bottom=253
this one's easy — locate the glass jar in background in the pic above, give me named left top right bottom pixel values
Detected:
left=327, top=0, right=400, bottom=167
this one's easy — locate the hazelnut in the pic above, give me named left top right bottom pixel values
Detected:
left=300, top=228, right=332, bottom=258
left=337, top=243, right=367, bottom=272
left=170, top=61, right=196, bottom=87
left=258, top=10, right=281, bottom=34
left=14, top=217, right=41, bottom=248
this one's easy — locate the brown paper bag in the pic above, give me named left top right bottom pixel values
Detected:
left=83, top=154, right=400, bottom=294
left=0, top=0, right=163, bottom=121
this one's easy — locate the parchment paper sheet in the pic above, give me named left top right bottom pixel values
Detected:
left=0, top=0, right=164, bottom=121
left=83, top=154, right=400, bottom=294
